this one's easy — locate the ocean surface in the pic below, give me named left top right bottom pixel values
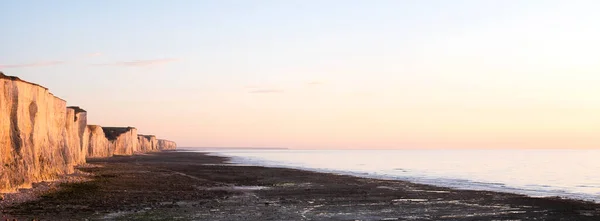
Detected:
left=191, top=149, right=600, bottom=202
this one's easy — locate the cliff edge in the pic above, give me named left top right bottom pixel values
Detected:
left=102, top=127, right=138, bottom=155
left=157, top=139, right=177, bottom=150
left=86, top=125, right=114, bottom=158
left=0, top=72, right=177, bottom=192
left=138, top=135, right=158, bottom=152
left=1, top=72, right=80, bottom=192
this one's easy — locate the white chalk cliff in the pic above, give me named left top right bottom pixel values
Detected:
left=138, top=135, right=158, bottom=152
left=0, top=72, right=177, bottom=192
left=158, top=139, right=177, bottom=150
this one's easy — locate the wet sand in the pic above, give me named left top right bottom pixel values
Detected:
left=1, top=151, right=600, bottom=220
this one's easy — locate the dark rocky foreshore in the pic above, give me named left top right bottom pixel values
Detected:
left=1, top=151, right=600, bottom=221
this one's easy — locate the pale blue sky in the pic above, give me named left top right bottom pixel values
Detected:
left=1, top=1, right=600, bottom=148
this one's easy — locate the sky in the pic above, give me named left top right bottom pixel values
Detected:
left=1, top=0, right=600, bottom=149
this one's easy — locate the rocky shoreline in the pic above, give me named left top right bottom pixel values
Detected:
left=2, top=151, right=599, bottom=220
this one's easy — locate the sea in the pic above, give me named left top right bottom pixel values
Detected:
left=189, top=149, right=600, bottom=203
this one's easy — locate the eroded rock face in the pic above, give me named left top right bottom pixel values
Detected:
left=66, top=107, right=88, bottom=165
left=68, top=106, right=88, bottom=163
left=64, top=108, right=82, bottom=168
left=137, top=135, right=158, bottom=152
left=0, top=72, right=177, bottom=192
left=102, top=127, right=138, bottom=155
left=86, top=125, right=113, bottom=158
left=0, top=73, right=81, bottom=192
left=157, top=139, right=177, bottom=150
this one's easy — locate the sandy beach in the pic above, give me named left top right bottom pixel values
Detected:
left=1, top=151, right=600, bottom=221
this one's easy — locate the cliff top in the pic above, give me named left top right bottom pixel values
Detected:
left=102, top=127, right=136, bottom=141
left=139, top=134, right=157, bottom=139
left=0, top=71, right=49, bottom=90
left=67, top=106, right=87, bottom=114
left=0, top=72, right=65, bottom=102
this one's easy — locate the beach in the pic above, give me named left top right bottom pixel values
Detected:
left=2, top=151, right=600, bottom=221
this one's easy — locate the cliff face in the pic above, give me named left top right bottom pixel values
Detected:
left=102, top=127, right=138, bottom=155
left=69, top=107, right=88, bottom=164
left=86, top=125, right=113, bottom=158
left=137, top=135, right=158, bottom=152
left=64, top=108, right=82, bottom=168
left=157, top=139, right=177, bottom=150
left=0, top=73, right=81, bottom=192
left=0, top=72, right=176, bottom=192
left=65, top=107, right=88, bottom=166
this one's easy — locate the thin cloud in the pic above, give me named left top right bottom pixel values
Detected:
left=95, top=58, right=180, bottom=67
left=0, top=61, right=65, bottom=69
left=249, top=89, right=285, bottom=94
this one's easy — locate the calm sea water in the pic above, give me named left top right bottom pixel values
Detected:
left=193, top=149, right=600, bottom=202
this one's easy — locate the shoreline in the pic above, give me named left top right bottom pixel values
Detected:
left=2, top=151, right=600, bottom=220
left=207, top=150, right=600, bottom=204
left=203, top=148, right=600, bottom=204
